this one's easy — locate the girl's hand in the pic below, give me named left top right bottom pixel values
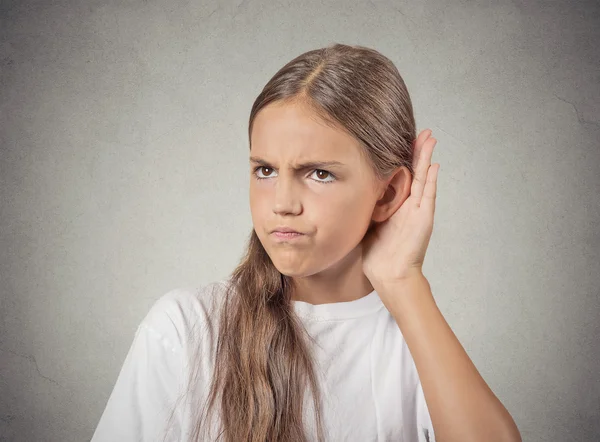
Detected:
left=361, top=129, right=440, bottom=291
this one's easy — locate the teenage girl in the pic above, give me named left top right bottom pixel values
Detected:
left=91, top=43, right=521, bottom=442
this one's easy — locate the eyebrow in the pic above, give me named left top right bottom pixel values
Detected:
left=249, top=156, right=346, bottom=170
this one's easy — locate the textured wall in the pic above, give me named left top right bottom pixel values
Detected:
left=1, top=0, right=599, bottom=441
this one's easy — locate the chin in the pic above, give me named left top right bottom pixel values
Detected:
left=270, top=261, right=304, bottom=277
left=267, top=257, right=311, bottom=278
left=273, top=259, right=328, bottom=279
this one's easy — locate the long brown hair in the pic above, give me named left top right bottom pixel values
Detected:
left=170, top=43, right=417, bottom=442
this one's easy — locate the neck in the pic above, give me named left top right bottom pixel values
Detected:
left=290, top=247, right=374, bottom=305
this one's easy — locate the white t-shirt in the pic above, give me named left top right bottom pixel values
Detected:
left=91, top=278, right=436, bottom=442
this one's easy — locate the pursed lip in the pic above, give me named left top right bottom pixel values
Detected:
left=271, top=226, right=303, bottom=234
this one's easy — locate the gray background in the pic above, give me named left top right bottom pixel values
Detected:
left=1, top=0, right=599, bottom=441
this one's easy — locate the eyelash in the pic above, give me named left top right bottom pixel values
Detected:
left=252, top=166, right=337, bottom=184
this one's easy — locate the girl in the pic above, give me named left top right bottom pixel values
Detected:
left=91, top=43, right=521, bottom=442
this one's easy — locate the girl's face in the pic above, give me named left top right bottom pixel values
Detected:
left=249, top=100, right=384, bottom=278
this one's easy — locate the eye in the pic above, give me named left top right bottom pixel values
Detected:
left=253, top=166, right=276, bottom=179
left=311, top=169, right=336, bottom=183
left=252, top=167, right=336, bottom=184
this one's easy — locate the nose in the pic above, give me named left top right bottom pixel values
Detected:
left=273, top=175, right=302, bottom=215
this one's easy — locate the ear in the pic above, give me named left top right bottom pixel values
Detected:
left=370, top=166, right=412, bottom=224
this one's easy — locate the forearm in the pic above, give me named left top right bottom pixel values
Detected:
left=382, top=274, right=521, bottom=442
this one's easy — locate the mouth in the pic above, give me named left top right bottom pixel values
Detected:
left=271, top=231, right=305, bottom=240
left=271, top=226, right=303, bottom=234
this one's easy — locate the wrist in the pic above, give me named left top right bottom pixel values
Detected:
left=379, top=273, right=434, bottom=320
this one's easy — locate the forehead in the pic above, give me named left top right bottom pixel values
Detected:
left=250, top=101, right=361, bottom=158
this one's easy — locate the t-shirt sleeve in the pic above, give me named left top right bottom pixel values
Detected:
left=90, top=294, right=188, bottom=442
left=415, top=380, right=436, bottom=442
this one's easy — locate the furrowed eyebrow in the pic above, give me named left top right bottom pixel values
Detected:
left=249, top=156, right=345, bottom=170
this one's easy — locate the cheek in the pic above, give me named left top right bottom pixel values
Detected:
left=311, top=191, right=370, bottom=224
left=311, top=194, right=372, bottom=246
left=249, top=190, right=268, bottom=219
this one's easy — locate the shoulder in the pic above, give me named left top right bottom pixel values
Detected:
left=138, top=277, right=232, bottom=353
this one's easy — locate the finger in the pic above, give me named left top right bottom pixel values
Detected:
left=421, top=163, right=439, bottom=215
left=413, top=129, right=432, bottom=170
left=411, top=137, right=436, bottom=204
